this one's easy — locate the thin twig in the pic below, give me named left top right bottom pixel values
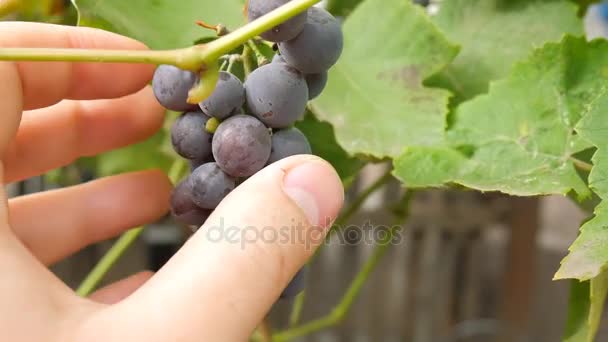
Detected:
left=274, top=192, right=414, bottom=341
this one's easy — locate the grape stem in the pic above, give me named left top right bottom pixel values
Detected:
left=76, top=159, right=187, bottom=296
left=242, top=45, right=254, bottom=77
left=274, top=192, right=414, bottom=341
left=0, top=0, right=321, bottom=71
left=247, top=40, right=269, bottom=65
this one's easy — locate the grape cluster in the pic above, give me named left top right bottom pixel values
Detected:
left=152, top=1, right=343, bottom=299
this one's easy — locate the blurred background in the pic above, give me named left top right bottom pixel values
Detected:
left=3, top=0, right=608, bottom=341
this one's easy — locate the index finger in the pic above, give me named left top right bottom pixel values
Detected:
left=0, top=22, right=156, bottom=110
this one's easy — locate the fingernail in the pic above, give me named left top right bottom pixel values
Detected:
left=283, top=160, right=344, bottom=228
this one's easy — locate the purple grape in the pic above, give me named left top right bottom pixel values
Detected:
left=152, top=65, right=199, bottom=112
left=305, top=71, right=328, bottom=100
left=245, top=63, right=308, bottom=128
left=212, top=115, right=272, bottom=177
left=268, top=127, right=312, bottom=164
left=199, top=71, right=245, bottom=120
left=273, top=54, right=326, bottom=100
left=170, top=180, right=212, bottom=227
left=171, top=112, right=213, bottom=161
left=278, top=7, right=343, bottom=74
left=188, top=162, right=236, bottom=209
left=280, top=267, right=307, bottom=299
left=247, top=0, right=307, bottom=42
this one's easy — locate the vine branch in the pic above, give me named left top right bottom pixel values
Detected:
left=331, top=169, right=393, bottom=231
left=285, top=168, right=394, bottom=327
left=274, top=191, right=413, bottom=341
left=76, top=159, right=187, bottom=296
left=0, top=0, right=320, bottom=71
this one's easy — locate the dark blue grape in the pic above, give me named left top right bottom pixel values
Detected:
left=199, top=71, right=245, bottom=120
left=170, top=180, right=212, bottom=227
left=248, top=0, right=307, bottom=42
left=305, top=71, right=328, bottom=100
left=273, top=54, right=326, bottom=100
left=171, top=112, right=213, bottom=161
left=188, top=162, right=236, bottom=210
left=280, top=267, right=307, bottom=299
left=152, top=65, right=199, bottom=112
left=245, top=63, right=308, bottom=128
left=268, top=127, right=312, bottom=164
left=212, top=115, right=271, bottom=178
left=278, top=7, right=343, bottom=74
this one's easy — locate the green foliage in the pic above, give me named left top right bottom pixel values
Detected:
left=326, top=0, right=364, bottom=17
left=312, top=0, right=459, bottom=158
left=395, top=36, right=604, bottom=197
left=65, top=0, right=608, bottom=340
left=72, top=0, right=245, bottom=49
left=296, top=112, right=363, bottom=182
left=428, top=0, right=582, bottom=103
left=563, top=272, right=608, bottom=342
left=558, top=72, right=608, bottom=280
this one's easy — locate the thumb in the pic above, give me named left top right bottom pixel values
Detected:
left=86, top=155, right=343, bottom=341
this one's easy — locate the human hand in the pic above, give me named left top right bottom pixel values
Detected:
left=0, top=22, right=343, bottom=341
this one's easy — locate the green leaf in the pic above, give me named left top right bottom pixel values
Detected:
left=326, top=0, right=364, bottom=17
left=557, top=202, right=608, bottom=280
left=95, top=129, right=174, bottom=177
left=428, top=0, right=583, bottom=103
left=311, top=0, right=459, bottom=158
left=577, top=0, right=601, bottom=16
left=72, top=0, right=245, bottom=49
left=558, top=70, right=608, bottom=281
left=296, top=112, right=363, bottom=183
left=563, top=271, right=608, bottom=342
left=395, top=36, right=605, bottom=197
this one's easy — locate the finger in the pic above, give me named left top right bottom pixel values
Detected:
left=90, top=271, right=154, bottom=305
left=0, top=22, right=155, bottom=110
left=8, top=170, right=172, bottom=265
left=0, top=61, right=22, bottom=153
left=84, top=156, right=344, bottom=341
left=3, top=87, right=164, bottom=183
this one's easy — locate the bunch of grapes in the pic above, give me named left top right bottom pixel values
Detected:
left=151, top=0, right=343, bottom=299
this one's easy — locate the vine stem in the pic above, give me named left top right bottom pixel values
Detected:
left=247, top=40, right=269, bottom=65
left=289, top=291, right=307, bottom=327
left=286, top=168, right=396, bottom=330
left=242, top=45, right=254, bottom=77
left=331, top=169, right=393, bottom=231
left=274, top=192, right=413, bottom=341
left=0, top=0, right=320, bottom=70
left=76, top=159, right=186, bottom=296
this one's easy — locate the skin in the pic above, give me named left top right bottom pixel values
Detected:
left=0, top=22, right=344, bottom=341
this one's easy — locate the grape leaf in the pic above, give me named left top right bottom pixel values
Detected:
left=311, top=0, right=459, bottom=158
left=71, top=0, right=245, bottom=49
left=557, top=80, right=608, bottom=281
left=326, top=0, right=364, bottom=17
left=394, top=36, right=604, bottom=197
left=296, top=112, right=363, bottom=183
left=95, top=129, right=174, bottom=176
left=563, top=272, right=608, bottom=342
left=428, top=0, right=583, bottom=103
